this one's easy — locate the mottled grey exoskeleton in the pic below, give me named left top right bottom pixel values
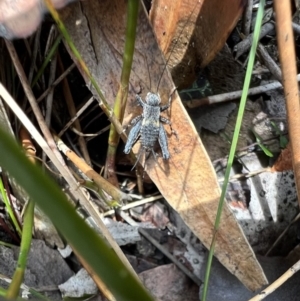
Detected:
left=124, top=92, right=172, bottom=163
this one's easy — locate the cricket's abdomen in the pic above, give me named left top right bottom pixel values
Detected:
left=140, top=117, right=160, bottom=150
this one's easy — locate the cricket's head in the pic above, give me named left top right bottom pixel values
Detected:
left=145, top=92, right=161, bottom=106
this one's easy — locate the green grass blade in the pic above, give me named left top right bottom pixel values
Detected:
left=201, top=1, right=266, bottom=300
left=0, top=128, right=153, bottom=301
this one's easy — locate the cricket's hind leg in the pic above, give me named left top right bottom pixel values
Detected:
left=124, top=118, right=142, bottom=154
left=158, top=123, right=170, bottom=159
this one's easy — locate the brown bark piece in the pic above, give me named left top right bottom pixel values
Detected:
left=61, top=0, right=267, bottom=291
left=271, top=144, right=293, bottom=172
left=149, top=0, right=246, bottom=88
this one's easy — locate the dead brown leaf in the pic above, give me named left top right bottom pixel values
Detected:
left=138, top=203, right=170, bottom=228
left=149, top=0, right=245, bottom=88
left=61, top=0, right=267, bottom=291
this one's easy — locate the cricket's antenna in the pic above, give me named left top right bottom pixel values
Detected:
left=145, top=56, right=152, bottom=91
left=156, top=1, right=200, bottom=93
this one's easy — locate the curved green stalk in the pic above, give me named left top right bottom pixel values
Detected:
left=0, top=127, right=153, bottom=301
left=6, top=200, right=34, bottom=299
left=106, top=0, right=139, bottom=180
left=201, top=1, right=266, bottom=300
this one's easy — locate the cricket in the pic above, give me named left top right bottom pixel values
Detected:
left=124, top=90, right=174, bottom=167
left=123, top=1, right=197, bottom=168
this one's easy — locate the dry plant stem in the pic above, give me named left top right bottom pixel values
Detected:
left=58, top=96, right=95, bottom=137
left=45, top=25, right=57, bottom=57
left=45, top=53, right=57, bottom=127
left=234, top=22, right=274, bottom=59
left=248, top=259, right=300, bottom=301
left=70, top=127, right=104, bottom=137
left=22, top=29, right=41, bottom=112
left=186, top=73, right=300, bottom=108
left=35, top=63, right=76, bottom=105
left=55, top=135, right=129, bottom=204
left=218, top=168, right=268, bottom=183
left=119, top=211, right=202, bottom=287
left=5, top=40, right=66, bottom=166
left=58, top=55, right=92, bottom=166
left=80, top=125, right=111, bottom=141
left=27, top=27, right=41, bottom=85
left=0, top=84, right=138, bottom=280
left=274, top=0, right=300, bottom=207
left=242, top=0, right=253, bottom=36
left=43, top=52, right=58, bottom=165
left=0, top=83, right=90, bottom=214
left=257, top=43, right=282, bottom=81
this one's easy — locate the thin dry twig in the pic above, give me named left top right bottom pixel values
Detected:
left=242, top=0, right=253, bottom=36
left=185, top=74, right=300, bottom=108
left=5, top=40, right=65, bottom=166
left=234, top=22, right=275, bottom=59
left=257, top=43, right=282, bottom=81
left=27, top=27, right=41, bottom=86
left=35, top=63, right=76, bottom=105
left=248, top=259, right=300, bottom=301
left=58, top=55, right=92, bottom=166
left=102, top=194, right=163, bottom=217
left=54, top=135, right=130, bottom=204
left=45, top=52, right=57, bottom=127
left=58, top=96, right=96, bottom=137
